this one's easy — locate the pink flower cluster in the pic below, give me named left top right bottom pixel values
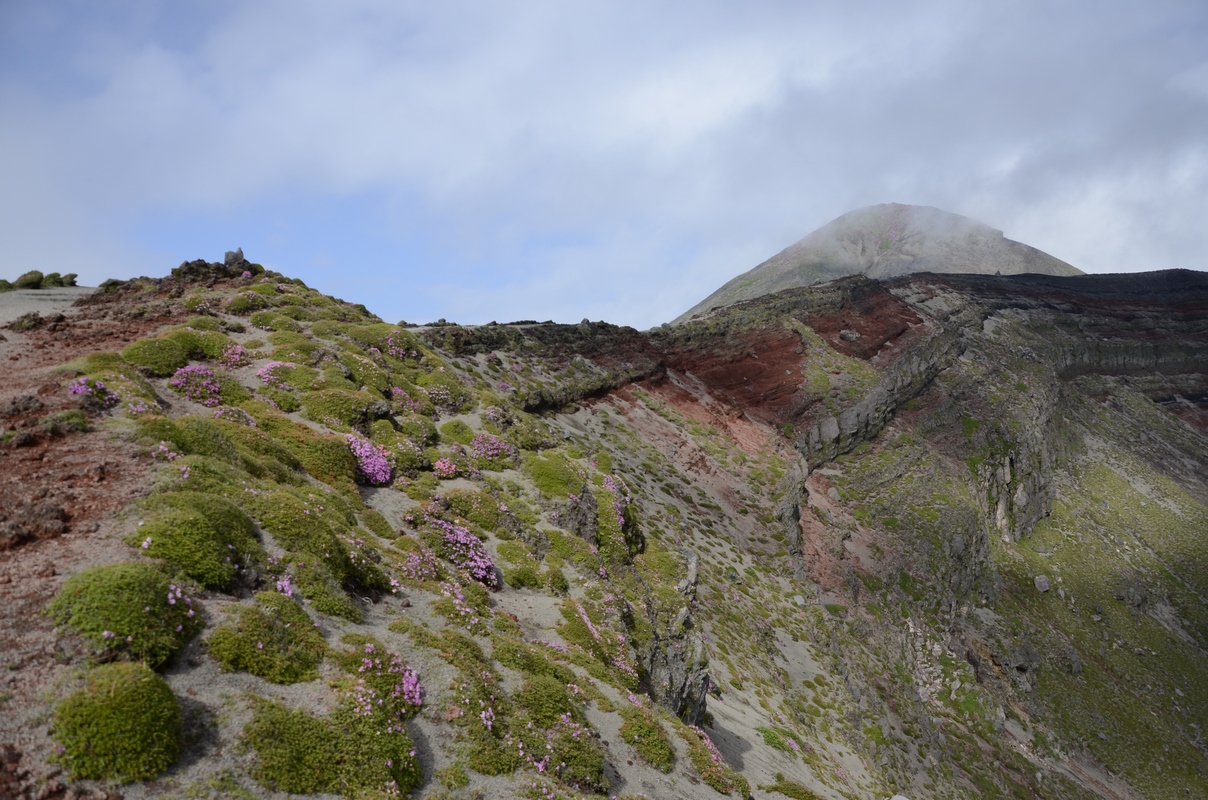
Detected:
left=423, top=385, right=454, bottom=409
left=167, top=583, right=196, bottom=621
left=391, top=387, right=424, bottom=412
left=256, top=361, right=295, bottom=389
left=689, top=725, right=726, bottom=766
left=601, top=474, right=633, bottom=530
left=382, top=331, right=420, bottom=361
left=169, top=365, right=223, bottom=406
left=470, top=433, right=514, bottom=465
left=432, top=457, right=458, bottom=479
left=572, top=600, right=637, bottom=681
left=349, top=645, right=424, bottom=718
left=427, top=517, right=498, bottom=588
left=152, top=441, right=180, bottom=461
left=219, top=342, right=250, bottom=368
left=440, top=581, right=487, bottom=633
left=346, top=434, right=393, bottom=485
left=399, top=546, right=440, bottom=582
left=67, top=377, right=120, bottom=408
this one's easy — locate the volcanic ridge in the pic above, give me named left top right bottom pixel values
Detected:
left=0, top=226, right=1206, bottom=800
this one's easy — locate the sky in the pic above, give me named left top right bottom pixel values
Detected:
left=2, top=1, right=1207, bottom=329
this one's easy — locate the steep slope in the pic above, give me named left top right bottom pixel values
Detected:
left=675, top=203, right=1082, bottom=323
left=1, top=258, right=1205, bottom=800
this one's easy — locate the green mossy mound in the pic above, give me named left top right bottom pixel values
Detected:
left=48, top=562, right=203, bottom=668
left=522, top=451, right=583, bottom=498
left=300, top=388, right=383, bottom=431
left=50, top=662, right=180, bottom=783
left=163, top=328, right=235, bottom=360
left=618, top=704, right=675, bottom=772
left=5, top=270, right=77, bottom=290
left=439, top=419, right=474, bottom=445
left=121, top=337, right=189, bottom=377
left=513, top=673, right=576, bottom=727
left=359, top=507, right=394, bottom=539
left=241, top=657, right=423, bottom=797
left=128, top=492, right=265, bottom=590
left=267, top=331, right=319, bottom=360
left=250, top=310, right=302, bottom=332
left=227, top=292, right=273, bottom=315
left=247, top=413, right=355, bottom=495
left=679, top=724, right=749, bottom=797
left=207, top=592, right=326, bottom=683
left=184, top=315, right=221, bottom=331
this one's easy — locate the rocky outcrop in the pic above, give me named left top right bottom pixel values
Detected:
left=637, top=627, right=710, bottom=725
left=637, top=546, right=709, bottom=724
left=801, top=329, right=963, bottom=467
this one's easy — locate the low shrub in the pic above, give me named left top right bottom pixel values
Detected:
left=759, top=774, right=822, bottom=800
left=619, top=704, right=675, bottom=772
left=168, top=364, right=224, bottom=407
left=207, top=592, right=326, bottom=683
left=184, top=315, right=221, bottom=331
left=241, top=644, right=423, bottom=797
left=443, top=489, right=503, bottom=530
left=292, top=560, right=362, bottom=622
left=50, top=662, right=180, bottom=782
left=129, top=491, right=264, bottom=590
left=249, top=412, right=359, bottom=494
left=226, top=292, right=273, bottom=314
left=164, top=328, right=234, bottom=361
left=300, top=388, right=382, bottom=430
left=250, top=310, right=302, bottom=332
left=439, top=419, right=475, bottom=445
left=48, top=562, right=202, bottom=668
left=513, top=674, right=576, bottom=727
left=360, top=507, right=394, bottom=539
left=522, top=451, right=583, bottom=499
left=556, top=597, right=640, bottom=691
left=14, top=270, right=45, bottom=289
left=679, top=724, right=749, bottom=797
left=122, top=338, right=189, bottom=377
left=504, top=563, right=543, bottom=590
left=258, top=386, right=300, bottom=412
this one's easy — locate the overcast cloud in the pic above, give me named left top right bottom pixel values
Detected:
left=2, top=1, right=1206, bottom=327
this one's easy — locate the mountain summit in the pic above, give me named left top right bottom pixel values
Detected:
left=676, top=203, right=1082, bottom=322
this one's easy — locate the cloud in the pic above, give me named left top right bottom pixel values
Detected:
left=1, top=0, right=1206, bottom=326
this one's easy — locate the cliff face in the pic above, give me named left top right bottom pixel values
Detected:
left=1, top=262, right=1207, bottom=800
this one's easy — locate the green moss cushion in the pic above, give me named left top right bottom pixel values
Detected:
left=207, top=592, right=327, bottom=683
left=50, top=662, right=181, bottom=782
left=48, top=562, right=203, bottom=668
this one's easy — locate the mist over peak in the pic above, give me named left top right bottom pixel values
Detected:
left=676, top=203, right=1081, bottom=323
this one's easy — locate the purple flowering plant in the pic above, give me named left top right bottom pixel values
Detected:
left=470, top=433, right=516, bottom=470
left=168, top=364, right=223, bottom=407
left=219, top=342, right=251, bottom=369
left=346, top=433, right=393, bottom=485
left=424, top=516, right=498, bottom=588
left=256, top=361, right=296, bottom=389
left=67, top=377, right=120, bottom=410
